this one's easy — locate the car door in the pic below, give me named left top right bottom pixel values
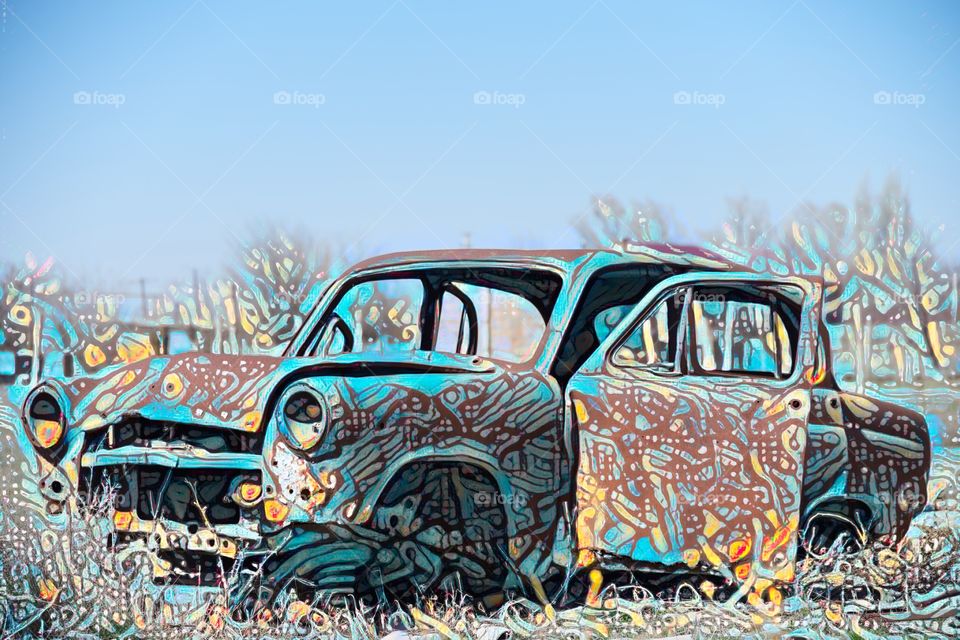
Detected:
left=567, top=271, right=822, bottom=593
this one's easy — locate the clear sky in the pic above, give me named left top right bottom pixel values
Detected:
left=1, top=1, right=958, bottom=286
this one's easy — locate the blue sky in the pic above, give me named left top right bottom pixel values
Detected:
left=1, top=1, right=958, bottom=285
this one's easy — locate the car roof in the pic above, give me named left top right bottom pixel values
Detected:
left=347, top=244, right=740, bottom=274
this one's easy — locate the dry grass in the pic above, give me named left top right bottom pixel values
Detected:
left=1, top=400, right=959, bottom=639
left=2, top=485, right=959, bottom=640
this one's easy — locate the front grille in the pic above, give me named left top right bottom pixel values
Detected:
left=138, top=467, right=254, bottom=525
left=84, top=465, right=258, bottom=526
left=78, top=419, right=265, bottom=586
left=108, top=418, right=263, bottom=453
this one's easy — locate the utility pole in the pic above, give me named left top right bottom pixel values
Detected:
left=229, top=280, right=239, bottom=352
left=192, top=269, right=201, bottom=311
left=139, top=278, right=148, bottom=319
left=192, top=269, right=201, bottom=350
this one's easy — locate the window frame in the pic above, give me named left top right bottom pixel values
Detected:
left=304, top=274, right=432, bottom=357
left=550, top=263, right=679, bottom=383
left=432, top=283, right=479, bottom=356
left=606, top=285, right=692, bottom=376
left=440, top=279, right=550, bottom=363
left=685, top=284, right=802, bottom=381
left=301, top=265, right=561, bottom=365
left=602, top=280, right=807, bottom=383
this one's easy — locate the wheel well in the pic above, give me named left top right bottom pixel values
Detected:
left=804, top=498, right=873, bottom=526
left=361, top=452, right=520, bottom=535
left=365, top=459, right=514, bottom=600
left=801, top=498, right=873, bottom=552
left=372, top=459, right=503, bottom=513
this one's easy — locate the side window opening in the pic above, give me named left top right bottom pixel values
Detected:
left=323, top=278, right=426, bottom=356
left=689, top=285, right=802, bottom=379
left=434, top=286, right=477, bottom=356
left=445, top=282, right=546, bottom=363
left=611, top=286, right=690, bottom=373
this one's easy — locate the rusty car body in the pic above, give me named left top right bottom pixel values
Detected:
left=20, top=246, right=930, bottom=606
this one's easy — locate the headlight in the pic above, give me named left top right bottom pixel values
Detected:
left=279, top=389, right=326, bottom=451
left=23, top=386, right=67, bottom=451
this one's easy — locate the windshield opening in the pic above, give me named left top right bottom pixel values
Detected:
left=298, top=266, right=562, bottom=364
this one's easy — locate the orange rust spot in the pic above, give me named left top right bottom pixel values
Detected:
left=240, top=410, right=261, bottom=432
left=113, top=511, right=133, bottom=530
left=761, top=523, right=793, bottom=561
left=700, top=580, right=716, bottom=599
left=35, top=419, right=63, bottom=449
left=287, top=600, right=310, bottom=622
left=207, top=605, right=227, bottom=631
left=577, top=548, right=597, bottom=568
left=735, top=562, right=752, bottom=580
left=805, top=364, right=826, bottom=385
left=585, top=568, right=603, bottom=607
left=824, top=601, right=843, bottom=625
left=775, top=563, right=796, bottom=581
left=728, top=537, right=752, bottom=562
left=264, top=499, right=289, bottom=523
left=237, top=482, right=262, bottom=503
left=38, top=578, right=58, bottom=601
left=161, top=373, right=183, bottom=398
left=84, top=344, right=106, bottom=367
left=767, top=585, right=783, bottom=606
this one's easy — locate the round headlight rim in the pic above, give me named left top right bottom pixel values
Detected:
left=22, top=381, right=70, bottom=452
left=277, top=385, right=328, bottom=453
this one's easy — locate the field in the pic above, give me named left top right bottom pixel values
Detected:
left=3, top=186, right=960, bottom=638
left=2, top=397, right=959, bottom=639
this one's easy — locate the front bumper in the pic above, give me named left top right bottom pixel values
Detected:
left=82, top=446, right=263, bottom=470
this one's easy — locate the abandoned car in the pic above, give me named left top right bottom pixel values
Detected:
left=20, top=246, right=930, bottom=606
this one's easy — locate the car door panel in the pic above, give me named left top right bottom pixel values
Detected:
left=568, top=273, right=822, bottom=596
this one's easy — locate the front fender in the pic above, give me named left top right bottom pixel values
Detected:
left=258, top=366, right=567, bottom=576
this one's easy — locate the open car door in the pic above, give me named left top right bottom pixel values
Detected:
left=567, top=271, right=822, bottom=599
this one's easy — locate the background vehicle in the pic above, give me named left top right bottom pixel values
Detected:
left=20, top=246, right=930, bottom=607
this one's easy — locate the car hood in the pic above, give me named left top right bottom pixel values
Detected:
left=38, top=350, right=500, bottom=433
